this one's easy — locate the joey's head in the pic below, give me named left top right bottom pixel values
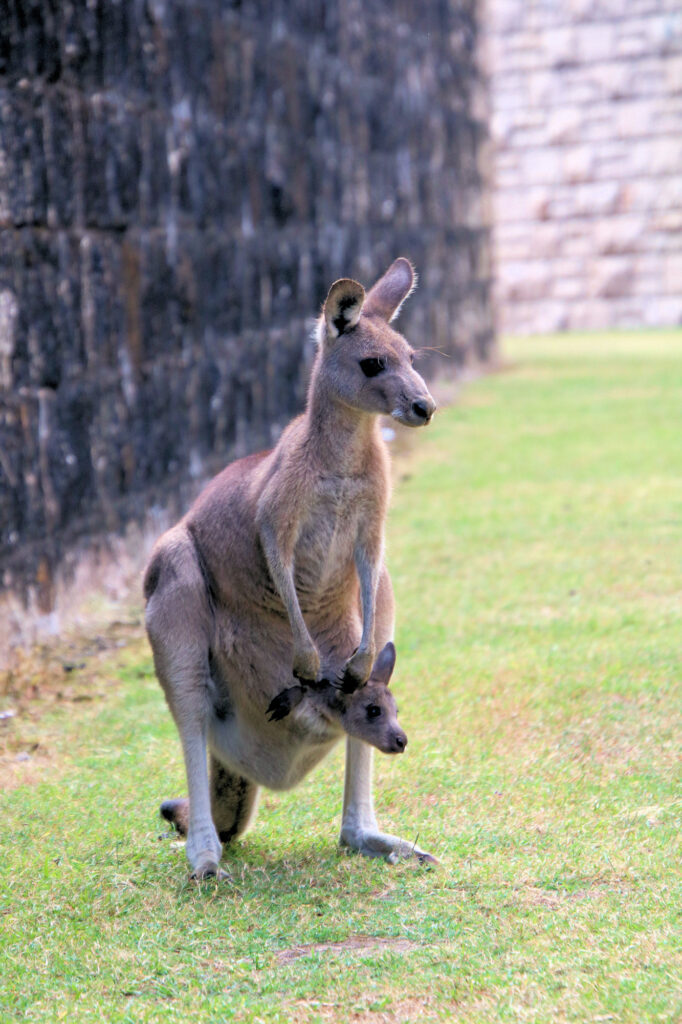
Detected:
left=341, top=642, right=407, bottom=755
left=314, top=258, right=436, bottom=428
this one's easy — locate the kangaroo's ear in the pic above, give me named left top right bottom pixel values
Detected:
left=323, top=278, right=366, bottom=340
left=363, top=258, right=416, bottom=323
left=370, top=641, right=397, bottom=687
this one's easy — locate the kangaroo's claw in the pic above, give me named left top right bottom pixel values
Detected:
left=266, top=685, right=304, bottom=721
left=293, top=667, right=317, bottom=685
left=340, top=825, right=439, bottom=866
left=190, top=862, right=231, bottom=882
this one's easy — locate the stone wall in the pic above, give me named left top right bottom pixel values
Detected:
left=487, top=0, right=682, bottom=334
left=0, top=0, right=494, bottom=641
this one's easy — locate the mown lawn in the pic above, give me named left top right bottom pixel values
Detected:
left=1, top=331, right=681, bottom=1023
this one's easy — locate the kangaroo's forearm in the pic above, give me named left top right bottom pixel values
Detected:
left=258, top=520, right=312, bottom=649
left=355, top=541, right=382, bottom=653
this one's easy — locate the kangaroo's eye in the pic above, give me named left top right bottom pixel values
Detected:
left=359, top=357, right=386, bottom=378
left=366, top=704, right=382, bottom=719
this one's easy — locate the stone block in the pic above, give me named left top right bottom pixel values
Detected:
left=645, top=295, right=682, bottom=325
left=562, top=145, right=595, bottom=184
left=552, top=275, right=584, bottom=300
left=573, top=22, right=615, bottom=64
left=666, top=54, right=682, bottom=93
left=544, top=106, right=581, bottom=145
left=543, top=26, right=577, bottom=69
left=664, top=253, right=682, bottom=294
left=521, top=146, right=561, bottom=184
left=590, top=256, right=634, bottom=298
left=499, top=259, right=552, bottom=302
left=595, top=215, right=647, bottom=255
left=42, top=87, right=77, bottom=228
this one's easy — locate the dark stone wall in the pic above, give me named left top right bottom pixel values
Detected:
left=0, top=0, right=494, bottom=612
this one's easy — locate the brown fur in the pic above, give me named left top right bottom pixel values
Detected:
left=145, top=258, right=437, bottom=879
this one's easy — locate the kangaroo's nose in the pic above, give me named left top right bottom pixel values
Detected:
left=412, top=398, right=436, bottom=422
left=394, top=731, right=407, bottom=752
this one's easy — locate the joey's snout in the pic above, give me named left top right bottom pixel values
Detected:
left=391, top=729, right=408, bottom=753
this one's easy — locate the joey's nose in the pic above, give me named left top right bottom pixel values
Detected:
left=394, top=731, right=407, bottom=752
left=412, top=397, right=436, bottom=423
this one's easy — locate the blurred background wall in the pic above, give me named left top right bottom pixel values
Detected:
left=0, top=1, right=494, bottom=642
left=488, top=0, right=682, bottom=335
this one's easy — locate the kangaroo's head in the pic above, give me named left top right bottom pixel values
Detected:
left=266, top=644, right=407, bottom=754
left=314, top=258, right=436, bottom=427
left=341, top=642, right=407, bottom=754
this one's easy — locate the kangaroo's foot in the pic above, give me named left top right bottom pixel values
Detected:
left=160, top=797, right=190, bottom=836
left=341, top=737, right=437, bottom=865
left=160, top=798, right=228, bottom=880
left=185, top=819, right=224, bottom=880
left=339, top=824, right=438, bottom=866
left=190, top=861, right=230, bottom=882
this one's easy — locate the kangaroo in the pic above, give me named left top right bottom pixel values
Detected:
left=265, top=641, right=407, bottom=758
left=144, top=257, right=437, bottom=879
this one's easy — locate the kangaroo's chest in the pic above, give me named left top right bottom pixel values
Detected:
left=294, top=476, right=377, bottom=596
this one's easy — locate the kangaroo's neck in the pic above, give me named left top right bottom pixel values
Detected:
left=303, top=371, right=381, bottom=475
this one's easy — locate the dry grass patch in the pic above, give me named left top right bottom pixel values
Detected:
left=276, top=935, right=423, bottom=964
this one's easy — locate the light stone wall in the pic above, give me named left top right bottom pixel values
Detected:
left=486, top=0, right=682, bottom=334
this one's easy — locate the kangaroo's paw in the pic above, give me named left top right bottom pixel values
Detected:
left=340, top=826, right=438, bottom=866
left=292, top=643, right=321, bottom=685
left=341, top=647, right=375, bottom=692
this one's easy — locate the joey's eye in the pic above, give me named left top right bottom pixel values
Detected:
left=409, top=352, right=415, bottom=366
left=359, top=357, right=386, bottom=378
left=366, top=704, right=382, bottom=719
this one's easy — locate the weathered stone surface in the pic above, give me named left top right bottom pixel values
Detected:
left=0, top=1, right=495, bottom=629
left=486, top=0, right=682, bottom=334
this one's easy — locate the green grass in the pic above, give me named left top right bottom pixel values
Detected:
left=2, top=330, right=681, bottom=1023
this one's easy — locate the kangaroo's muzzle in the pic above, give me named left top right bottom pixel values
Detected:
left=386, top=729, right=408, bottom=754
left=411, top=397, right=436, bottom=424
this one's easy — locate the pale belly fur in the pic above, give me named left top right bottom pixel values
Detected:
left=203, top=477, right=368, bottom=789
left=208, top=699, right=343, bottom=790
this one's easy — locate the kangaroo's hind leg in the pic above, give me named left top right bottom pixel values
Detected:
left=210, top=756, right=261, bottom=843
left=339, top=566, right=438, bottom=864
left=158, top=760, right=259, bottom=854
left=145, top=529, right=224, bottom=879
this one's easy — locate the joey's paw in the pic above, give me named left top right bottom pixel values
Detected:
left=292, top=644, right=321, bottom=685
left=341, top=647, right=374, bottom=692
left=266, top=685, right=304, bottom=721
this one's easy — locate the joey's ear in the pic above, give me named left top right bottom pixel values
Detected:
left=363, top=257, right=416, bottom=323
left=323, top=278, right=365, bottom=340
left=370, top=641, right=397, bottom=687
